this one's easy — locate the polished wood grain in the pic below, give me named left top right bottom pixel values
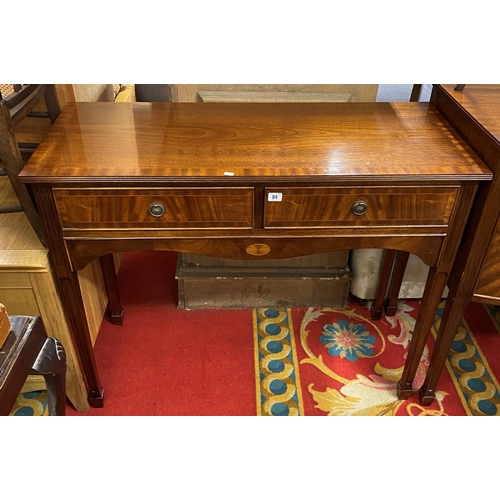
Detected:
left=178, top=85, right=354, bottom=310
left=376, top=84, right=500, bottom=320
left=54, top=184, right=460, bottom=231
left=19, top=101, right=492, bottom=409
left=420, top=84, right=500, bottom=405
left=448, top=85, right=500, bottom=302
left=263, top=186, right=459, bottom=228
left=2, top=88, right=121, bottom=396
left=54, top=187, right=255, bottom=229
left=20, top=102, right=490, bottom=183
left=440, top=85, right=500, bottom=147
left=64, top=234, right=448, bottom=273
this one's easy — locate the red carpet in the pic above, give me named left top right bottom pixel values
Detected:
left=67, top=251, right=256, bottom=416
left=59, top=250, right=500, bottom=416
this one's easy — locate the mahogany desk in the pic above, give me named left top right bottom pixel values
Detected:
left=18, top=101, right=491, bottom=409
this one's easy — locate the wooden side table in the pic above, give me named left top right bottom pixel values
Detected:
left=0, top=316, right=66, bottom=416
left=18, top=101, right=492, bottom=408
left=420, top=85, right=500, bottom=403
left=369, top=85, right=500, bottom=404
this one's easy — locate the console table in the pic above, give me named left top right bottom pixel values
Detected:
left=19, top=101, right=492, bottom=409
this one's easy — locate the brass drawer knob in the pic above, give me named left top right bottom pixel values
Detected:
left=352, top=200, right=368, bottom=216
left=149, top=202, right=165, bottom=217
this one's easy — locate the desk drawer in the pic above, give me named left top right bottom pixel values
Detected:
left=54, top=188, right=254, bottom=229
left=264, top=186, right=459, bottom=228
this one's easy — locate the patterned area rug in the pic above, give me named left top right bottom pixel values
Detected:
left=10, top=390, right=48, bottom=416
left=11, top=298, right=500, bottom=416
left=255, top=300, right=500, bottom=416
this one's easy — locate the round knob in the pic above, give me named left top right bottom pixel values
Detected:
left=149, top=202, right=165, bottom=217
left=352, top=200, right=368, bottom=216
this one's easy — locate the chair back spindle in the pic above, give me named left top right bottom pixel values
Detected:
left=0, top=84, right=61, bottom=246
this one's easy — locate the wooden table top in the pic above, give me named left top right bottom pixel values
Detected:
left=440, top=85, right=500, bottom=144
left=19, top=101, right=491, bottom=184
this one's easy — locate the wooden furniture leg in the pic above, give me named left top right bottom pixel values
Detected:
left=56, top=273, right=104, bottom=407
left=418, top=287, right=467, bottom=405
left=397, top=266, right=449, bottom=398
left=419, top=201, right=491, bottom=405
left=398, top=183, right=479, bottom=399
left=34, top=185, right=104, bottom=408
left=410, top=84, right=423, bottom=102
left=419, top=84, right=500, bottom=406
left=99, top=254, right=124, bottom=325
left=371, top=249, right=397, bottom=320
left=30, top=337, right=66, bottom=416
left=385, top=251, right=410, bottom=316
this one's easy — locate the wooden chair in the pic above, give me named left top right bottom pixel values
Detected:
left=0, top=84, right=124, bottom=325
left=0, top=84, right=59, bottom=246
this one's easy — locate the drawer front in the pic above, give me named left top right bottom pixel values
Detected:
left=54, top=187, right=254, bottom=229
left=264, top=186, right=459, bottom=228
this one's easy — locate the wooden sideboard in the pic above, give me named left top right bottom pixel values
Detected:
left=19, top=101, right=491, bottom=408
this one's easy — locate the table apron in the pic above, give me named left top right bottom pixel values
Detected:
left=62, top=233, right=447, bottom=272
